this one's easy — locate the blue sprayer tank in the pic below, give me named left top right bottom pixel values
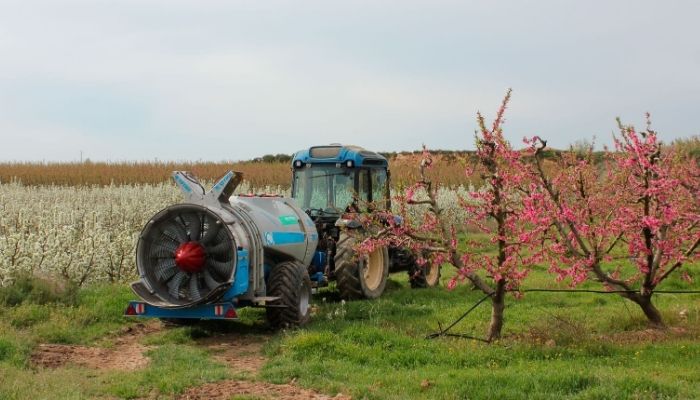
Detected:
left=126, top=171, right=317, bottom=327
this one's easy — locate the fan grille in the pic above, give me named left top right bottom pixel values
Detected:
left=136, top=204, right=236, bottom=306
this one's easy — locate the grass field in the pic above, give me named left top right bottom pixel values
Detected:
left=1, top=258, right=698, bottom=399
left=263, top=268, right=700, bottom=400
left=2, top=139, right=696, bottom=188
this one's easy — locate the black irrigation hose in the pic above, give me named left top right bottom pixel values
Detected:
left=425, top=292, right=493, bottom=341
left=516, top=288, right=700, bottom=294
left=426, top=288, right=700, bottom=342
left=651, top=290, right=700, bottom=294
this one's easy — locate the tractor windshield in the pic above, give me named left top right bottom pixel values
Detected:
left=292, top=166, right=355, bottom=215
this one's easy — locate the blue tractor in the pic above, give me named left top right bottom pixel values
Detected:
left=291, top=144, right=440, bottom=299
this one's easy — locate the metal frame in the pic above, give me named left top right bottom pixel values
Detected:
left=125, top=300, right=238, bottom=320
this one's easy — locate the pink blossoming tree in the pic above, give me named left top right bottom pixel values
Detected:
left=526, top=115, right=699, bottom=327
left=358, top=90, right=540, bottom=341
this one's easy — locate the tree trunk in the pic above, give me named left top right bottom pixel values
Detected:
left=487, top=280, right=506, bottom=342
left=633, top=295, right=665, bottom=328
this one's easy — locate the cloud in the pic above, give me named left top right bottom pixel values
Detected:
left=0, top=0, right=698, bottom=161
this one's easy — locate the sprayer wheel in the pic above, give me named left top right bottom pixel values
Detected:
left=266, top=261, right=312, bottom=329
left=335, top=232, right=389, bottom=300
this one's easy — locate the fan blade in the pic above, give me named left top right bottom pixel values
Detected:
left=183, top=213, right=202, bottom=241
left=167, top=271, right=187, bottom=298
left=203, top=269, right=220, bottom=289
left=201, top=216, right=222, bottom=245
left=154, top=230, right=181, bottom=246
left=149, top=241, right=178, bottom=258
left=162, top=220, right=188, bottom=243
left=155, top=259, right=177, bottom=281
left=208, top=259, right=233, bottom=279
left=189, top=273, right=201, bottom=301
left=206, top=241, right=231, bottom=257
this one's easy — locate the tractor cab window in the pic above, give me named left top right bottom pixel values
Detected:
left=333, top=172, right=355, bottom=211
left=371, top=169, right=389, bottom=210
left=293, top=165, right=355, bottom=215
left=357, top=169, right=370, bottom=206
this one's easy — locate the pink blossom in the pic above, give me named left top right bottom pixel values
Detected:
left=447, top=277, right=458, bottom=290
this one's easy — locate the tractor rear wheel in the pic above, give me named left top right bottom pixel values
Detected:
left=266, top=261, right=312, bottom=329
left=335, top=232, right=389, bottom=300
left=409, top=260, right=441, bottom=288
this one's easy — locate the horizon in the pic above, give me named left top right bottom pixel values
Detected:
left=2, top=134, right=699, bottom=164
left=2, top=137, right=698, bottom=165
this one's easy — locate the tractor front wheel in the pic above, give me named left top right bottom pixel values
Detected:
left=335, top=232, right=389, bottom=300
left=266, top=261, right=312, bottom=329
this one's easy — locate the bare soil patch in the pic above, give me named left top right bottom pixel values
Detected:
left=601, top=326, right=692, bottom=344
left=30, top=321, right=350, bottom=399
left=177, top=332, right=351, bottom=400
left=198, top=332, right=268, bottom=374
left=31, top=322, right=159, bottom=371
left=177, top=380, right=350, bottom=400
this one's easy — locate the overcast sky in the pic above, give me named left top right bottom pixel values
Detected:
left=0, top=0, right=698, bottom=162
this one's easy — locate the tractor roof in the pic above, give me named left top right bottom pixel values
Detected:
left=292, top=144, right=388, bottom=168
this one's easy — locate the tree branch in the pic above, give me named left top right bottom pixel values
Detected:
left=657, top=234, right=700, bottom=283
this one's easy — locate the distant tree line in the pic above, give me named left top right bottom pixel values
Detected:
left=249, top=136, right=698, bottom=165
left=252, top=154, right=293, bottom=164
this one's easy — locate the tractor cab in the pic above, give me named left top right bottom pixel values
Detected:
left=291, top=145, right=390, bottom=222
left=290, top=145, right=392, bottom=293
left=291, top=144, right=440, bottom=296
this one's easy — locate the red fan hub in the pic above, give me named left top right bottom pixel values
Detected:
left=174, top=241, right=206, bottom=273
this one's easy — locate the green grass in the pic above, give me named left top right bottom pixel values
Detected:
left=0, top=274, right=79, bottom=307
left=104, top=345, right=231, bottom=398
left=7, top=284, right=137, bottom=345
left=0, top=284, right=234, bottom=399
left=0, top=283, right=140, bottom=372
left=0, top=344, right=230, bottom=399
left=0, top=259, right=699, bottom=399
left=260, top=263, right=700, bottom=400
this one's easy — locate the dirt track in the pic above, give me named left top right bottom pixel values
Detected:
left=30, top=321, right=351, bottom=400
left=177, top=332, right=351, bottom=400
left=31, top=322, right=158, bottom=371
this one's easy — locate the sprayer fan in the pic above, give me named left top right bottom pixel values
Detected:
left=136, top=204, right=235, bottom=306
